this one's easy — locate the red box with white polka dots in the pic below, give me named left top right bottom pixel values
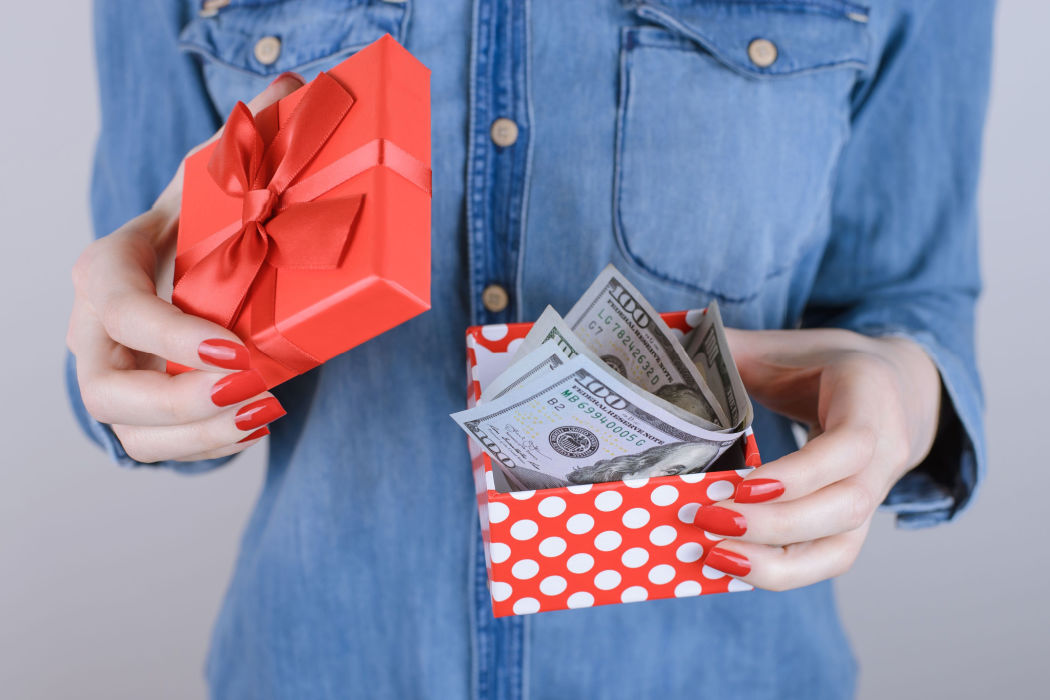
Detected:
left=466, top=309, right=762, bottom=617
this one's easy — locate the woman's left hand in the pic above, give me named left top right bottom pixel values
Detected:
left=693, top=327, right=942, bottom=590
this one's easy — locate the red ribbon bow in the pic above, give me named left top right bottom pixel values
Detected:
left=172, top=72, right=362, bottom=370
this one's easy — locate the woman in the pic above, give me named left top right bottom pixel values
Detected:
left=68, top=1, right=991, bottom=697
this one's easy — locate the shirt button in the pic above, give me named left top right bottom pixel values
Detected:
left=482, top=284, right=510, bottom=313
left=747, top=38, right=778, bottom=68
left=490, top=118, right=519, bottom=148
left=254, top=36, right=282, bottom=66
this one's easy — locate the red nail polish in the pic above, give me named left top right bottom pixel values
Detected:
left=734, top=478, right=785, bottom=504
left=270, top=71, right=305, bottom=87
left=238, top=427, right=270, bottom=443
left=693, top=505, right=747, bottom=537
left=198, top=339, right=251, bottom=370
left=211, top=369, right=267, bottom=407
left=704, top=546, right=751, bottom=577
left=234, top=397, right=286, bottom=431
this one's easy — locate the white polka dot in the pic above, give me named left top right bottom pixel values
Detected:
left=684, top=309, right=704, bottom=328
left=490, top=542, right=511, bottom=563
left=669, top=328, right=685, bottom=342
left=648, top=564, right=676, bottom=585
left=650, top=484, right=679, bottom=506
left=566, top=553, right=595, bottom=574
left=621, top=586, right=649, bottom=603
left=566, top=513, right=595, bottom=534
left=537, top=496, right=566, bottom=517
left=674, top=580, right=703, bottom=598
left=510, top=489, right=536, bottom=500
left=704, top=531, right=725, bottom=542
left=676, top=542, right=704, bottom=563
left=594, top=530, right=623, bottom=552
left=566, top=484, right=592, bottom=494
left=481, top=323, right=509, bottom=341
left=489, top=502, right=510, bottom=523
left=538, top=536, right=567, bottom=557
left=539, top=575, right=567, bottom=596
left=678, top=472, right=705, bottom=484
left=512, top=559, right=539, bottom=579
left=648, top=525, right=677, bottom=546
left=621, top=547, right=650, bottom=568
left=594, top=490, right=623, bottom=512
left=728, top=578, right=754, bottom=592
left=594, top=569, right=622, bottom=590
left=622, top=508, right=651, bottom=529
left=706, top=480, right=736, bottom=502
left=506, top=337, right=524, bottom=355
left=677, top=502, right=701, bottom=525
left=513, top=597, right=541, bottom=615
left=470, top=363, right=480, bottom=381
left=510, top=519, right=538, bottom=540
left=567, top=592, right=594, bottom=609
left=485, top=470, right=496, bottom=491
left=623, top=477, right=649, bottom=488
left=736, top=468, right=755, bottom=478
left=491, top=581, right=512, bottom=601
left=702, top=565, right=726, bottom=580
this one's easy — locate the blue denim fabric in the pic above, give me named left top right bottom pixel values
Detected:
left=75, top=0, right=993, bottom=697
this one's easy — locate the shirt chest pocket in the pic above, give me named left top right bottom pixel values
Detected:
left=178, top=0, right=409, bottom=119
left=615, top=0, right=870, bottom=302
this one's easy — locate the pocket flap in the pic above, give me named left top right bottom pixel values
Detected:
left=178, top=0, right=407, bottom=76
left=628, top=0, right=870, bottom=77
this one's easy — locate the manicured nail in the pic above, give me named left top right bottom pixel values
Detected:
left=238, top=427, right=270, bottom=443
left=234, top=397, right=286, bottom=431
left=704, top=546, right=751, bottom=577
left=693, top=505, right=747, bottom=537
left=734, top=478, right=785, bottom=504
left=198, top=339, right=251, bottom=370
left=270, top=71, right=305, bottom=87
left=211, top=369, right=267, bottom=407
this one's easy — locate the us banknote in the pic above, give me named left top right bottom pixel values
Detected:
left=563, top=265, right=729, bottom=428
left=684, top=301, right=753, bottom=433
left=453, top=354, right=742, bottom=490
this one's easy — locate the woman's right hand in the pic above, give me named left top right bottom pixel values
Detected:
left=67, top=74, right=305, bottom=463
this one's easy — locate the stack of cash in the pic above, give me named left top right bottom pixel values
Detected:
left=452, top=265, right=753, bottom=491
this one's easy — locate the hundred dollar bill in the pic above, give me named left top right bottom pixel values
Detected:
left=564, top=265, right=730, bottom=428
left=490, top=306, right=726, bottom=433
left=452, top=354, right=742, bottom=489
left=684, top=301, right=753, bottom=433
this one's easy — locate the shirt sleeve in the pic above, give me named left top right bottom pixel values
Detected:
left=68, top=0, right=228, bottom=473
left=802, top=0, right=995, bottom=528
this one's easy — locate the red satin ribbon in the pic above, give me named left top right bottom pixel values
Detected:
left=172, top=71, right=431, bottom=373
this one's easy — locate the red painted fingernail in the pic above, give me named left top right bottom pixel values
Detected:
left=198, top=339, right=251, bottom=370
left=270, top=71, right=305, bottom=87
left=734, top=478, right=785, bottom=504
left=704, top=546, right=751, bottom=577
left=693, top=505, right=747, bottom=536
left=234, top=397, right=286, bottom=431
left=211, top=369, right=267, bottom=407
left=238, top=427, right=270, bottom=443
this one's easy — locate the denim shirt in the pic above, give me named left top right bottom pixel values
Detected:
left=74, top=1, right=992, bottom=697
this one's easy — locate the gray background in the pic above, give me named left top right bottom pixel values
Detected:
left=1, top=3, right=1046, bottom=699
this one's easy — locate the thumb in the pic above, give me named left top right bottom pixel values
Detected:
left=154, top=72, right=307, bottom=215
left=244, top=71, right=306, bottom=114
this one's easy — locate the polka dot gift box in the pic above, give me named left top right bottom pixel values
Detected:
left=465, top=310, right=762, bottom=617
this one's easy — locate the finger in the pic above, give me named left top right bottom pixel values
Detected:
left=700, top=518, right=871, bottom=592
left=177, top=427, right=269, bottom=462
left=695, top=475, right=879, bottom=546
left=732, top=423, right=877, bottom=504
left=112, top=396, right=285, bottom=463
left=79, top=365, right=267, bottom=427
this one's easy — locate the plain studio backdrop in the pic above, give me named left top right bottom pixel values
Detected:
left=1, top=4, right=1046, bottom=699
